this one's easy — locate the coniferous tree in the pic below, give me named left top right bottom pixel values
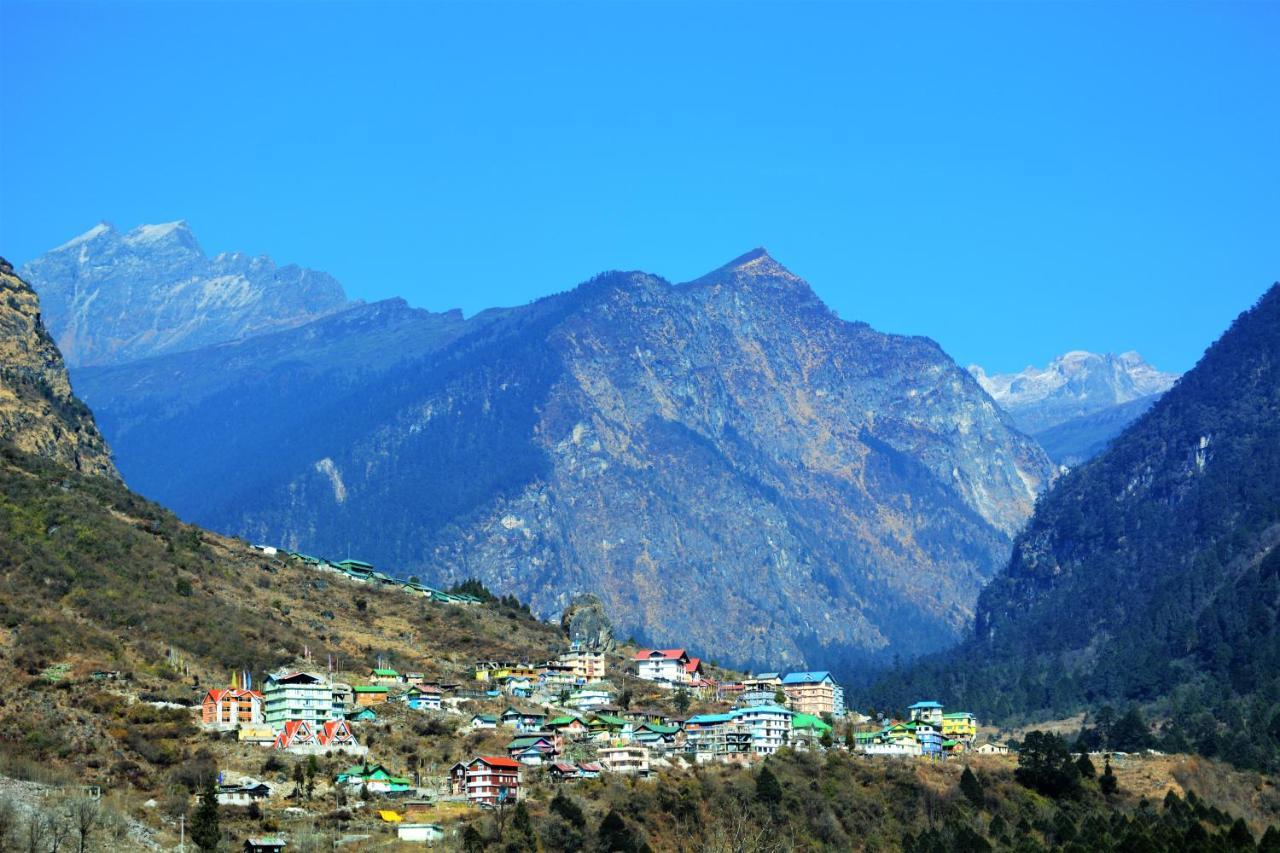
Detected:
left=1015, top=731, right=1081, bottom=798
left=1077, top=750, right=1096, bottom=778
left=551, top=790, right=586, bottom=828
left=598, top=809, right=639, bottom=853
left=959, top=766, right=985, bottom=809
left=1099, top=758, right=1119, bottom=797
left=756, top=765, right=783, bottom=807
left=191, top=774, right=221, bottom=852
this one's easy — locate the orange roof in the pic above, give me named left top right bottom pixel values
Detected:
left=471, top=755, right=520, bottom=769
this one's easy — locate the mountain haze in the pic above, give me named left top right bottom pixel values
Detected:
left=72, top=248, right=1054, bottom=674
left=20, top=221, right=351, bottom=367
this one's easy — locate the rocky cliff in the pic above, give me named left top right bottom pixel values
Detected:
left=0, top=258, right=116, bottom=478
left=74, top=249, right=1054, bottom=674
left=20, top=221, right=351, bottom=366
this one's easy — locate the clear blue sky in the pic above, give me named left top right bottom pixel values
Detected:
left=2, top=1, right=1276, bottom=374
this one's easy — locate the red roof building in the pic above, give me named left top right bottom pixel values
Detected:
left=463, top=756, right=521, bottom=806
left=201, top=688, right=264, bottom=729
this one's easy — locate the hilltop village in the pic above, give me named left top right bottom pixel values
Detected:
left=191, top=548, right=1005, bottom=847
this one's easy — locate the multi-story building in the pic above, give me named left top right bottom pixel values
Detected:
left=566, top=684, right=612, bottom=712
left=599, top=746, right=650, bottom=775
left=201, top=688, right=264, bottom=730
left=558, top=642, right=607, bottom=682
left=742, top=673, right=782, bottom=693
left=781, top=671, right=844, bottom=718
left=633, top=649, right=692, bottom=685
left=733, top=704, right=794, bottom=755
left=907, top=701, right=944, bottom=727
left=263, top=671, right=337, bottom=729
left=461, top=756, right=521, bottom=805
left=941, top=712, right=977, bottom=742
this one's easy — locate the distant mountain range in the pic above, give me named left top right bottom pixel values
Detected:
left=19, top=221, right=351, bottom=367
left=872, top=282, right=1280, bottom=769
left=970, top=351, right=1179, bottom=465
left=55, top=239, right=1055, bottom=675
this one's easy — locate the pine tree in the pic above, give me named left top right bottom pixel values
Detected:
left=1076, top=751, right=1096, bottom=778
left=191, top=774, right=221, bottom=852
left=959, top=766, right=985, bottom=809
left=756, top=765, right=783, bottom=807
left=1099, top=759, right=1118, bottom=797
left=599, top=809, right=639, bottom=853
left=508, top=801, right=536, bottom=852
left=1227, top=818, right=1254, bottom=850
left=551, top=790, right=586, bottom=828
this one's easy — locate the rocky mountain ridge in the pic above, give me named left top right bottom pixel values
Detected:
left=970, top=350, right=1178, bottom=435
left=72, top=248, right=1055, bottom=674
left=0, top=258, right=117, bottom=478
left=20, top=221, right=351, bottom=366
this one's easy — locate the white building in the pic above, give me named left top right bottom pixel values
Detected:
left=633, top=649, right=697, bottom=685
left=731, top=705, right=794, bottom=755
left=263, top=671, right=337, bottom=729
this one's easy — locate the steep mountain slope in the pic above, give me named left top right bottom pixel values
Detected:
left=73, top=249, right=1055, bottom=674
left=20, top=222, right=350, bottom=366
left=1030, top=392, right=1163, bottom=466
left=972, top=350, right=1177, bottom=430
left=872, top=283, right=1280, bottom=766
left=0, top=258, right=116, bottom=478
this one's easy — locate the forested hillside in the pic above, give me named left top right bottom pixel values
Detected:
left=868, top=283, right=1280, bottom=771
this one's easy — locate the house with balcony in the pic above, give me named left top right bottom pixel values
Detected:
left=566, top=684, right=612, bottom=712
left=263, top=671, right=337, bottom=729
left=201, top=688, right=264, bottom=730
left=633, top=649, right=693, bottom=685
left=460, top=756, right=521, bottom=806
left=732, top=704, right=794, bottom=755
left=599, top=746, right=650, bottom=776
left=558, top=642, right=607, bottom=682
left=941, top=712, right=977, bottom=742
left=780, top=671, right=845, bottom=718
left=907, top=701, right=944, bottom=726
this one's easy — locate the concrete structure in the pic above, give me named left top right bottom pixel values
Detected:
left=263, top=671, right=336, bottom=728
left=781, top=671, right=844, bottom=718
left=558, top=642, right=606, bottom=682
left=461, top=756, right=521, bottom=806
left=599, top=746, right=650, bottom=775
left=907, top=701, right=944, bottom=726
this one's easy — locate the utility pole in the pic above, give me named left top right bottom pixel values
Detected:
left=178, top=814, right=184, bottom=852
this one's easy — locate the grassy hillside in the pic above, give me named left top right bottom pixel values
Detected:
left=0, top=442, right=568, bottom=783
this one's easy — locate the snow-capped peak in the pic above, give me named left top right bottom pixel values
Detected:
left=970, top=350, right=1179, bottom=433
left=123, top=221, right=191, bottom=244
left=52, top=222, right=115, bottom=252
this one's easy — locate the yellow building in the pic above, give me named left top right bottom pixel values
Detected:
left=941, top=712, right=977, bottom=741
